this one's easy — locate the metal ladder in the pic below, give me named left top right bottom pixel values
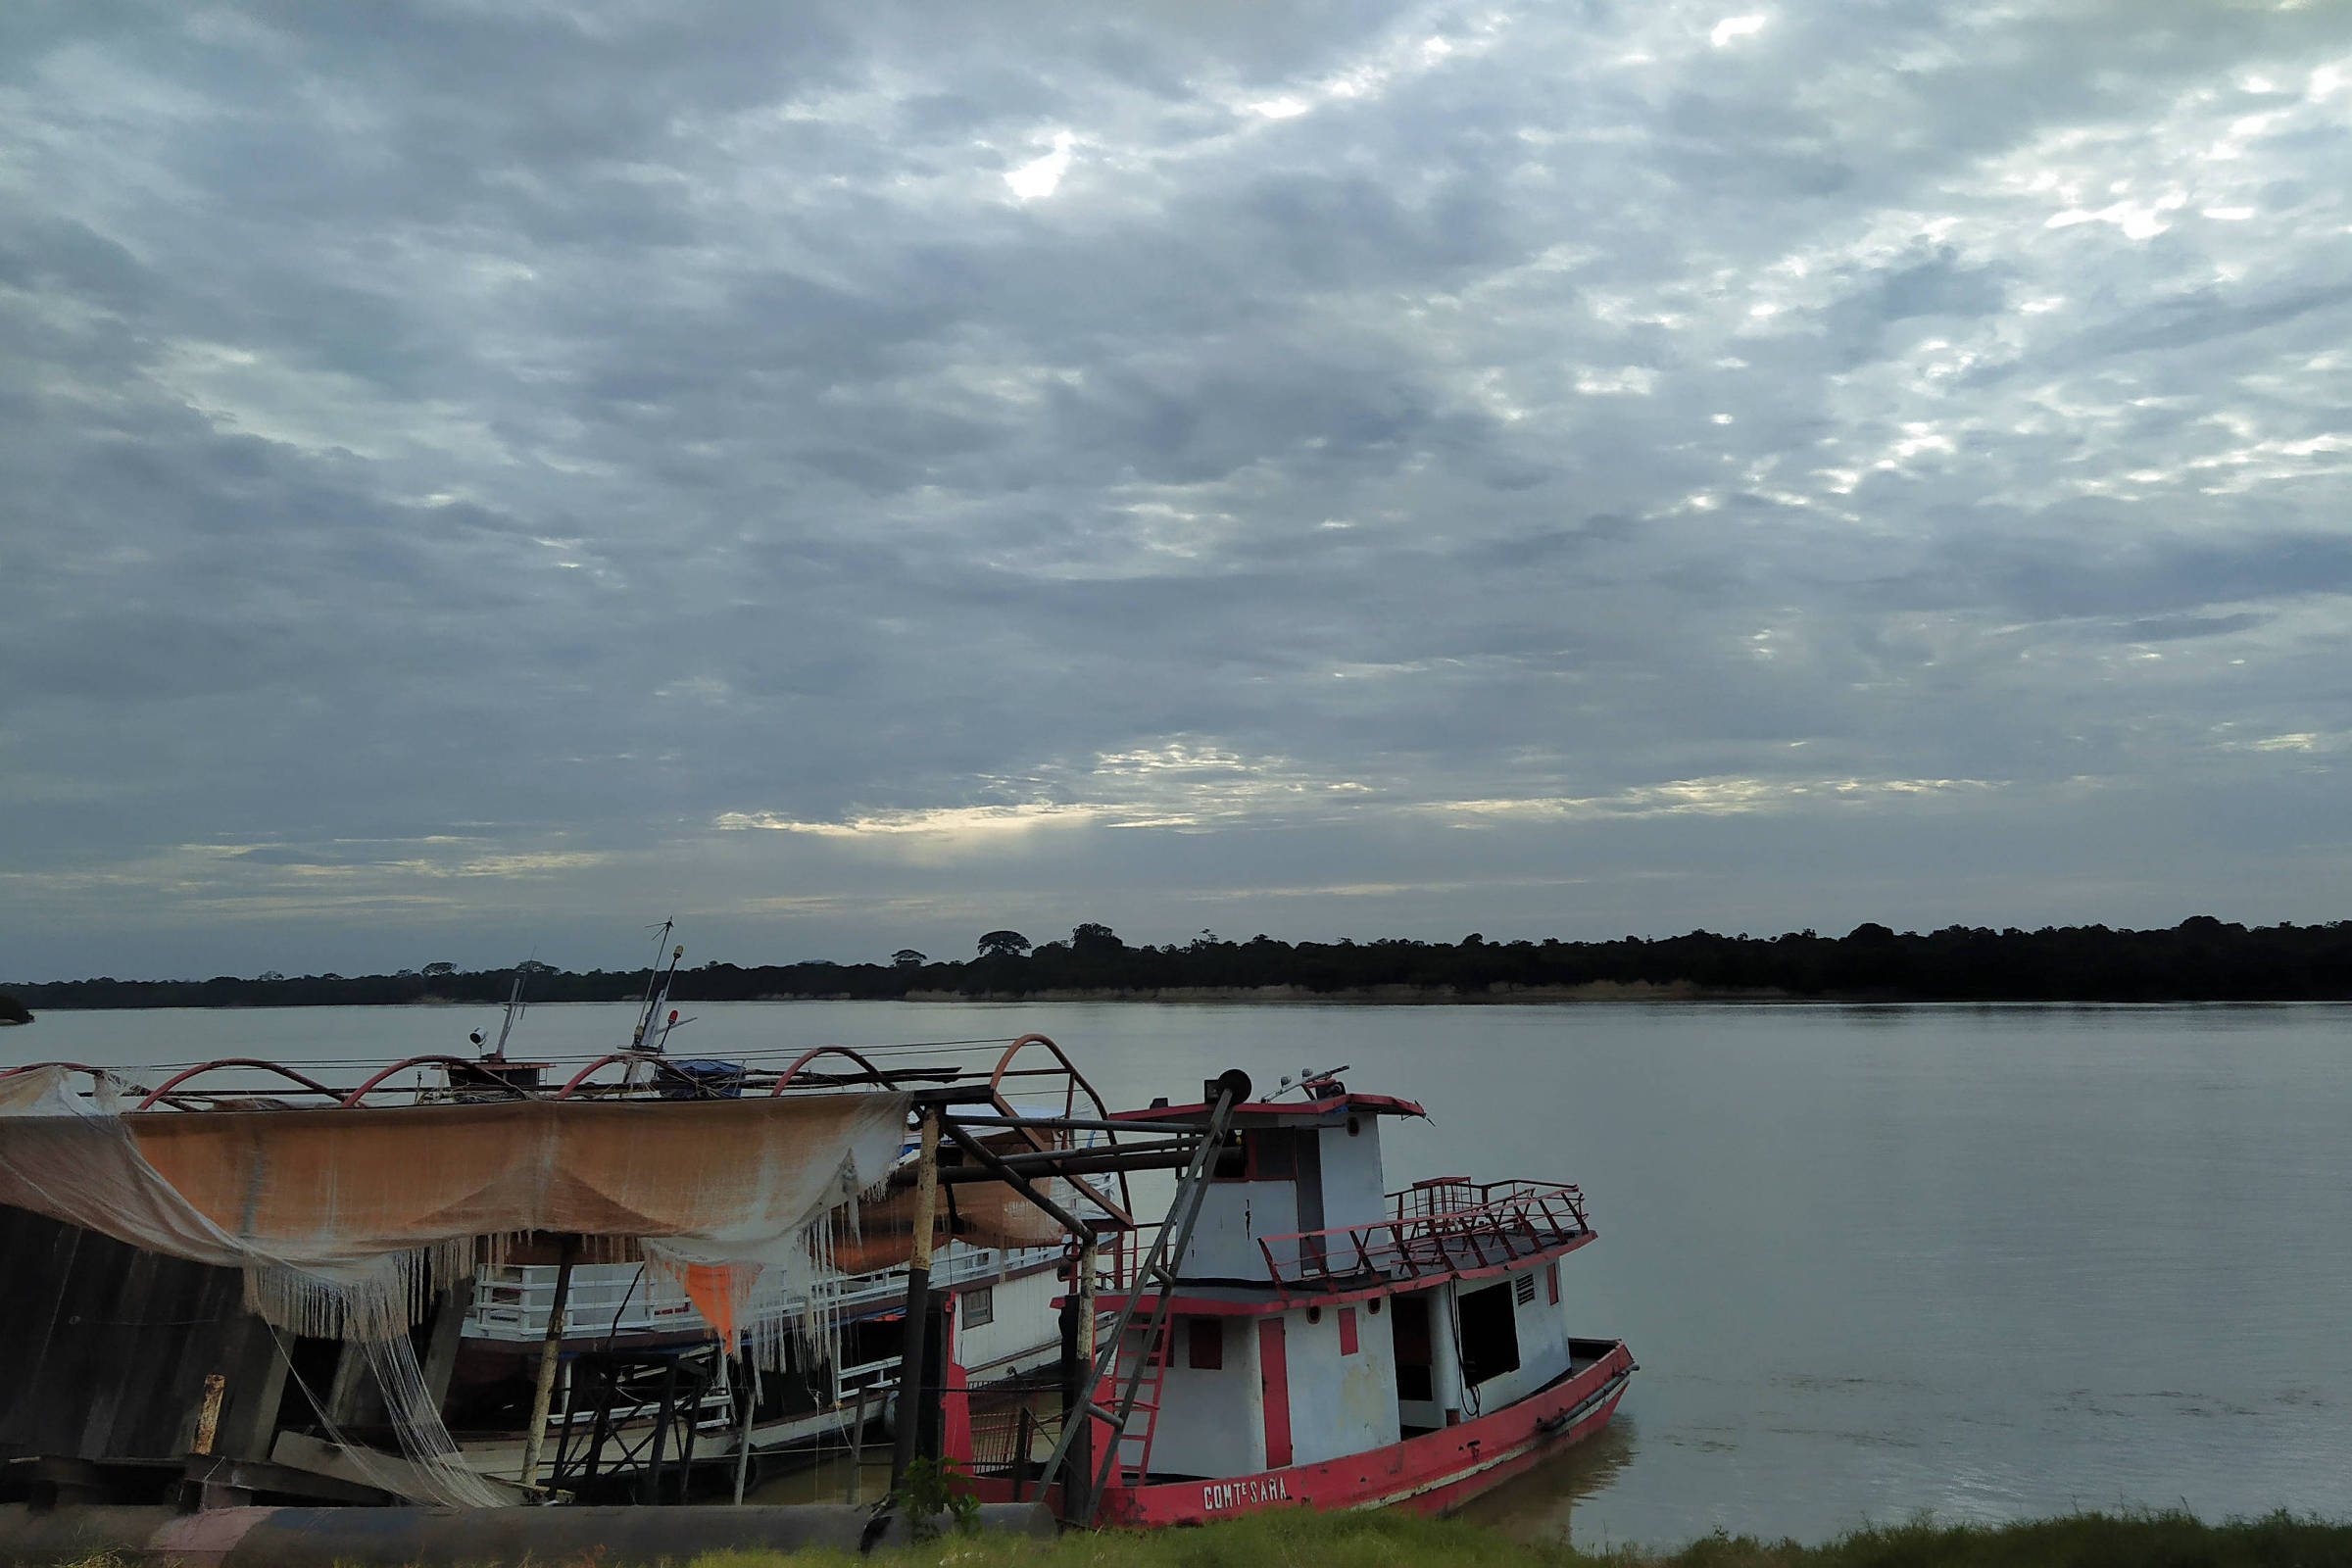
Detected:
left=1040, top=1073, right=1246, bottom=1523
left=1103, top=1315, right=1174, bottom=1486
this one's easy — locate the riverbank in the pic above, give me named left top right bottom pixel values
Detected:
left=16, top=915, right=2352, bottom=1007
left=897, top=979, right=1773, bottom=1003
left=693, top=1506, right=2352, bottom=1568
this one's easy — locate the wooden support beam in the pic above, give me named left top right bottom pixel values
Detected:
left=518, top=1236, right=580, bottom=1487
left=183, top=1451, right=390, bottom=1507
left=325, top=1340, right=372, bottom=1427
left=1061, top=1236, right=1098, bottom=1516
left=419, top=1274, right=476, bottom=1412
left=888, top=1108, right=942, bottom=1493
left=216, top=1316, right=292, bottom=1463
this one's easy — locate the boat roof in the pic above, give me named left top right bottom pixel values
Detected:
left=1109, top=1089, right=1426, bottom=1125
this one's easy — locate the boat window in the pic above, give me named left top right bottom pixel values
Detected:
left=1457, top=1282, right=1522, bottom=1386
left=1546, top=1263, right=1560, bottom=1305
left=1210, top=1132, right=1247, bottom=1180
left=1249, top=1129, right=1299, bottom=1180
left=961, top=1286, right=994, bottom=1329
left=1188, top=1316, right=1225, bottom=1370
left=1340, top=1306, right=1359, bottom=1355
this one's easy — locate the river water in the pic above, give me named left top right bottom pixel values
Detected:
left=16, top=999, right=2352, bottom=1546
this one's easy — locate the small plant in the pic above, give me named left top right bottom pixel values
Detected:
left=892, top=1456, right=981, bottom=1541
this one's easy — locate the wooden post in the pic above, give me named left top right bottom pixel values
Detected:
left=845, top=1384, right=870, bottom=1505
left=730, top=1351, right=756, bottom=1505
left=888, top=1108, right=942, bottom=1493
left=219, top=1315, right=292, bottom=1461
left=325, top=1341, right=371, bottom=1426
left=191, top=1374, right=226, bottom=1455
left=1076, top=1235, right=1098, bottom=1364
left=518, top=1236, right=580, bottom=1488
left=419, top=1273, right=476, bottom=1412
left=1063, top=1233, right=1098, bottom=1518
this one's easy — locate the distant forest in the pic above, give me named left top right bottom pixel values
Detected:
left=11, top=916, right=2352, bottom=1010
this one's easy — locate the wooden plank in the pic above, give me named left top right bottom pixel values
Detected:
left=270, top=1431, right=532, bottom=1507
left=184, top=1450, right=389, bottom=1506
left=325, top=1341, right=371, bottom=1426
left=214, top=1315, right=293, bottom=1462
left=419, top=1276, right=475, bottom=1410
left=35, top=1223, right=135, bottom=1456
left=0, top=1209, right=86, bottom=1445
left=76, top=1247, right=159, bottom=1455
left=145, top=1266, right=251, bottom=1457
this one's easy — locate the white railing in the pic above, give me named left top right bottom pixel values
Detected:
left=465, top=1244, right=1060, bottom=1345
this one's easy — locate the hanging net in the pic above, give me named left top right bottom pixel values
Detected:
left=0, top=1065, right=908, bottom=1346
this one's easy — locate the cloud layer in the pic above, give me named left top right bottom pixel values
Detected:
left=5, top=0, right=2351, bottom=977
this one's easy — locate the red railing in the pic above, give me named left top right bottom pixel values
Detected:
left=131, top=1057, right=345, bottom=1111
left=1254, top=1178, right=1591, bottom=1293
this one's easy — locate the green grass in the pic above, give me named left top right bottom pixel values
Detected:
left=689, top=1506, right=2352, bottom=1568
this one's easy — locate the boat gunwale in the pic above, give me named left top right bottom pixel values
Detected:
left=969, top=1340, right=1636, bottom=1522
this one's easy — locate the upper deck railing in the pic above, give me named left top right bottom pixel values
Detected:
left=464, top=1241, right=1061, bottom=1345
left=1254, top=1176, right=1592, bottom=1294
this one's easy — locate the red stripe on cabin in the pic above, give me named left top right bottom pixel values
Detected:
left=1258, top=1318, right=1292, bottom=1468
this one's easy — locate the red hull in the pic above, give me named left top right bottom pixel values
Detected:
left=1091, top=1340, right=1634, bottom=1526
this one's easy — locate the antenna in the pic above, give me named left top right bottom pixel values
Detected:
left=629, top=921, right=685, bottom=1055
left=1273, top=1064, right=1350, bottom=1099
left=488, top=961, right=531, bottom=1060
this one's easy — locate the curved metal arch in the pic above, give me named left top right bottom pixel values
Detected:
left=337, top=1054, right=507, bottom=1108
left=552, top=1053, right=655, bottom=1100
left=132, top=1057, right=342, bottom=1112
left=985, top=1032, right=1118, bottom=1129
left=984, top=1033, right=1134, bottom=1224
left=769, top=1044, right=889, bottom=1093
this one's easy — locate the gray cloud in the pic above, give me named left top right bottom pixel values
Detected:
left=4, top=0, right=2352, bottom=979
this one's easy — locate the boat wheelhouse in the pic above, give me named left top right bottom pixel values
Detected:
left=977, top=1072, right=1635, bottom=1524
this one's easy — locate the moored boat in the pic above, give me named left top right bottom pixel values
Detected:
left=969, top=1070, right=1635, bottom=1524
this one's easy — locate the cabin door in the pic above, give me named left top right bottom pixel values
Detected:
left=1391, top=1292, right=1440, bottom=1430
left=1257, top=1318, right=1293, bottom=1469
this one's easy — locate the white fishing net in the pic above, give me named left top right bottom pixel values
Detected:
left=0, top=1065, right=913, bottom=1500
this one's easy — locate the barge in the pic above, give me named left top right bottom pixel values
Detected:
left=0, top=1032, right=1136, bottom=1511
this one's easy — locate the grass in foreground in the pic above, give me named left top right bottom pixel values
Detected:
left=691, top=1505, right=2352, bottom=1568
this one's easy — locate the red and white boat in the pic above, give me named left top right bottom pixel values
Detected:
left=966, top=1070, right=1636, bottom=1524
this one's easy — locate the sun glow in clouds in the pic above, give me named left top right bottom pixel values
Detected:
left=1004, top=130, right=1075, bottom=201
left=1710, top=14, right=1767, bottom=47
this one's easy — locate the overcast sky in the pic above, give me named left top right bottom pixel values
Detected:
left=5, top=0, right=2351, bottom=980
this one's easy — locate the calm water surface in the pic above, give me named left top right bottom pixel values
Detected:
left=20, top=1000, right=2352, bottom=1546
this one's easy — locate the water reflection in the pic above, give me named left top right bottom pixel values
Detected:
left=1455, top=1417, right=1640, bottom=1546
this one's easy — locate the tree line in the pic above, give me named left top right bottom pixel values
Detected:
left=11, top=915, right=2352, bottom=1009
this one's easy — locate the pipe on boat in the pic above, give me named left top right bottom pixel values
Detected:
left=0, top=1502, right=1057, bottom=1566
